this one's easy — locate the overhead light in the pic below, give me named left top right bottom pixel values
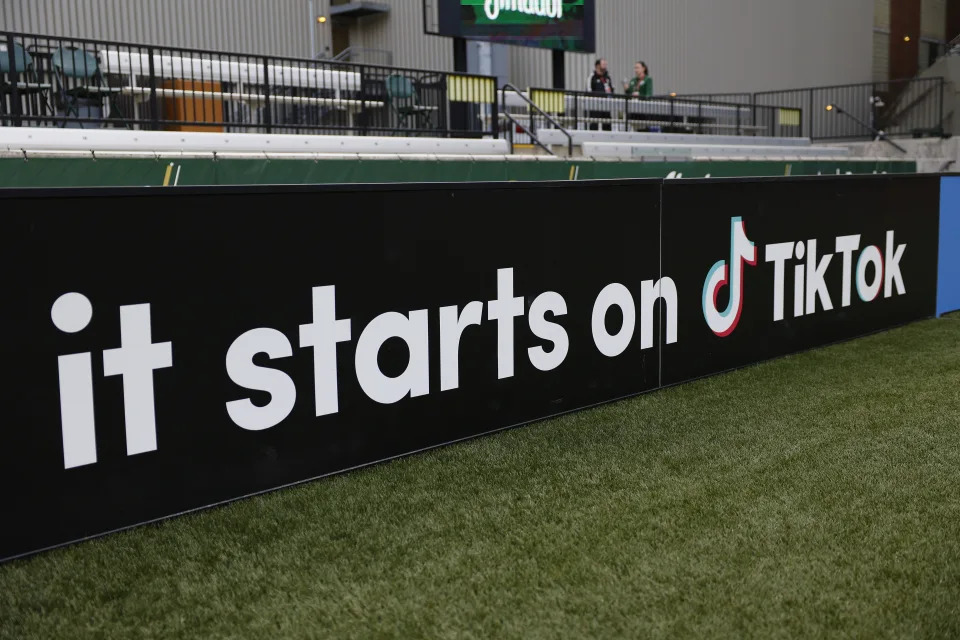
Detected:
left=669, top=92, right=677, bottom=97
left=317, top=15, right=327, bottom=23
left=825, top=104, right=834, bottom=112
left=903, top=35, right=911, bottom=42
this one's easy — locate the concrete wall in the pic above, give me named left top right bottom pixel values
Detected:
left=835, top=136, right=958, bottom=172
left=921, top=54, right=960, bottom=134
left=1, top=0, right=876, bottom=94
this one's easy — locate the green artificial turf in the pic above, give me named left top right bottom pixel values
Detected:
left=2, top=317, right=960, bottom=639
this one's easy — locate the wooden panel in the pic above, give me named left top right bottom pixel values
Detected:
left=889, top=0, right=922, bottom=80
left=161, top=79, right=224, bottom=132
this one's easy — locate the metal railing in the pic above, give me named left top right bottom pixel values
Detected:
left=948, top=33, right=960, bottom=55
left=330, top=47, right=394, bottom=67
left=755, top=77, right=944, bottom=140
left=673, top=92, right=753, bottom=106
left=0, top=31, right=498, bottom=138
left=500, top=83, right=572, bottom=155
left=683, top=77, right=944, bottom=140
left=500, top=87, right=802, bottom=139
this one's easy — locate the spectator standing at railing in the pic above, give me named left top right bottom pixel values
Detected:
left=624, top=61, right=653, bottom=98
left=587, top=58, right=614, bottom=94
left=587, top=58, right=614, bottom=131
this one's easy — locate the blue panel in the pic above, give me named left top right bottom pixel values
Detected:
left=938, top=177, right=960, bottom=316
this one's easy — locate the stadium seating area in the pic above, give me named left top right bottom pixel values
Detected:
left=0, top=29, right=944, bottom=168
left=0, top=125, right=861, bottom=164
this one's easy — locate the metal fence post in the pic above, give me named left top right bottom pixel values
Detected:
left=489, top=76, right=498, bottom=138
left=359, top=65, right=367, bottom=136
left=528, top=94, right=534, bottom=138
left=5, top=33, right=23, bottom=127
left=147, top=47, right=159, bottom=130
left=262, top=56, right=272, bottom=134
left=506, top=86, right=513, bottom=151
left=939, top=78, right=945, bottom=134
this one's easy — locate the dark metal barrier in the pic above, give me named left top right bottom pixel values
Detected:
left=685, top=78, right=945, bottom=140
left=500, top=87, right=802, bottom=139
left=0, top=31, right=498, bottom=138
left=671, top=92, right=753, bottom=106
left=754, top=78, right=944, bottom=140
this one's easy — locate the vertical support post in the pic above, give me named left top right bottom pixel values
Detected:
left=504, top=90, right=513, bottom=153
left=6, top=33, right=23, bottom=127
left=528, top=92, right=534, bottom=137
left=262, top=56, right=272, bottom=134
left=490, top=77, right=498, bottom=138
left=451, top=38, right=468, bottom=135
left=453, top=37, right=467, bottom=72
left=147, top=46, right=159, bottom=130
left=551, top=49, right=565, bottom=89
left=939, top=78, right=945, bottom=134
left=359, top=65, right=367, bottom=136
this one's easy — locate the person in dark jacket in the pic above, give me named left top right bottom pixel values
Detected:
left=586, top=58, right=613, bottom=131
left=588, top=58, right=614, bottom=94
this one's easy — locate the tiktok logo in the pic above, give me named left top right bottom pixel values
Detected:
left=702, top=217, right=757, bottom=337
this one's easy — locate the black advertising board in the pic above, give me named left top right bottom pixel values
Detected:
left=660, top=175, right=941, bottom=385
left=0, top=181, right=663, bottom=561
left=0, top=175, right=945, bottom=561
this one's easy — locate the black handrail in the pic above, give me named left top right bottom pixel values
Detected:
left=826, top=104, right=907, bottom=153
left=752, top=77, right=945, bottom=141
left=0, top=30, right=498, bottom=138
left=500, top=83, right=573, bottom=156
left=883, top=81, right=941, bottom=129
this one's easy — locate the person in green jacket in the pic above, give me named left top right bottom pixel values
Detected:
left=624, top=61, right=653, bottom=98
